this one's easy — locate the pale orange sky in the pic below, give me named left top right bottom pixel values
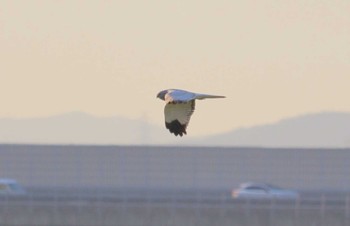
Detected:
left=0, top=0, right=349, bottom=136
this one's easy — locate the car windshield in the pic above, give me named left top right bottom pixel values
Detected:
left=246, top=186, right=266, bottom=190
left=8, top=183, right=23, bottom=191
left=242, top=183, right=281, bottom=190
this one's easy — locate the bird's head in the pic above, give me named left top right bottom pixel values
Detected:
left=156, top=90, right=167, bottom=100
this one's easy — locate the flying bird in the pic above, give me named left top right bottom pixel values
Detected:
left=156, top=89, right=225, bottom=136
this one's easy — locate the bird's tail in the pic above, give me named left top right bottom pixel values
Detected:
left=195, top=93, right=226, bottom=100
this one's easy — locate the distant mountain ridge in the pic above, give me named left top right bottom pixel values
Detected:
left=189, top=112, right=350, bottom=148
left=0, top=111, right=349, bottom=147
left=0, top=112, right=170, bottom=145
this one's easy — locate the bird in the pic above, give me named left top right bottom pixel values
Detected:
left=156, top=89, right=225, bottom=136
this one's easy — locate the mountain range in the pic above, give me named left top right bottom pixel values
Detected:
left=0, top=111, right=349, bottom=147
left=188, top=112, right=350, bottom=148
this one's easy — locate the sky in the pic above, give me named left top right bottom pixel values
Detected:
left=0, top=0, right=349, bottom=136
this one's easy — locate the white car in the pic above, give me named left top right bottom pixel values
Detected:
left=232, top=182, right=299, bottom=199
left=0, top=179, right=26, bottom=196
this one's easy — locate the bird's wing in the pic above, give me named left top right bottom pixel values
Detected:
left=165, top=89, right=197, bottom=103
left=165, top=89, right=225, bottom=102
left=164, top=100, right=195, bottom=136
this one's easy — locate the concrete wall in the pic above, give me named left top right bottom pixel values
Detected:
left=0, top=145, right=349, bottom=190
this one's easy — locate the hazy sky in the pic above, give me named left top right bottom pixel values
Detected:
left=1, top=0, right=349, bottom=136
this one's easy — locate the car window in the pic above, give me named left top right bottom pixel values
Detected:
left=8, top=183, right=22, bottom=191
left=245, top=186, right=266, bottom=191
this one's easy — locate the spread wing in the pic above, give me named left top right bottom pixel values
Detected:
left=164, top=100, right=195, bottom=136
